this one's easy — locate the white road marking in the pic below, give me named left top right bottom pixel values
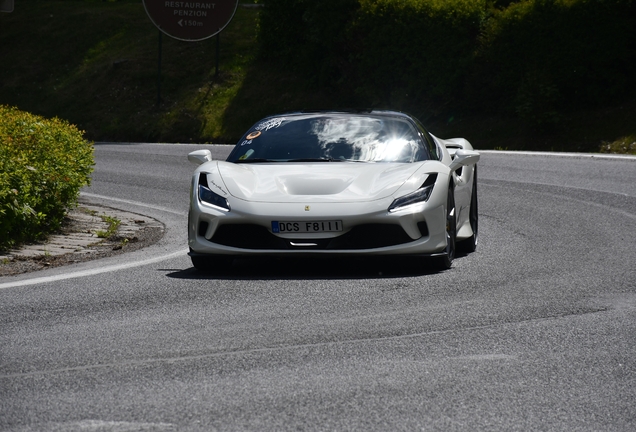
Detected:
left=479, top=150, right=636, bottom=160
left=0, top=249, right=189, bottom=290
left=81, top=192, right=187, bottom=215
left=1, top=194, right=189, bottom=289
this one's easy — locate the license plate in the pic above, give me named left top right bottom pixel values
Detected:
left=272, top=220, right=343, bottom=233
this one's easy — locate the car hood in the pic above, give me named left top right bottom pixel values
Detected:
left=215, top=161, right=425, bottom=203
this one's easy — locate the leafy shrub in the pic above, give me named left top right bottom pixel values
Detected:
left=0, top=106, right=94, bottom=251
left=600, top=135, right=636, bottom=154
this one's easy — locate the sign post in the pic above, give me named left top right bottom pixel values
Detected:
left=143, top=0, right=238, bottom=104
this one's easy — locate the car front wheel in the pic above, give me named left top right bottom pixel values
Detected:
left=433, top=186, right=456, bottom=270
left=458, top=167, right=478, bottom=253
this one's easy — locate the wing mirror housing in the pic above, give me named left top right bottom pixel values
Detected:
left=448, top=149, right=480, bottom=172
left=188, top=150, right=212, bottom=166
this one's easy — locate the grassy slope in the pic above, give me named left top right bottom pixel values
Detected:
left=1, top=0, right=634, bottom=152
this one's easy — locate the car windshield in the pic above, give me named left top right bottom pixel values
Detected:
left=227, top=114, right=429, bottom=163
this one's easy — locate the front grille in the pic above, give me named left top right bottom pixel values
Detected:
left=210, top=223, right=419, bottom=250
left=211, top=224, right=288, bottom=249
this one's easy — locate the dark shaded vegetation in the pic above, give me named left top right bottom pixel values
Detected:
left=256, top=0, right=636, bottom=152
left=0, top=0, right=634, bottom=152
left=0, top=0, right=260, bottom=142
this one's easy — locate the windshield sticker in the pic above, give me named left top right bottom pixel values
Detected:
left=246, top=131, right=262, bottom=140
left=255, top=117, right=285, bottom=132
left=238, top=149, right=255, bottom=160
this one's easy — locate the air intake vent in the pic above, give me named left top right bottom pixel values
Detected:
left=198, top=221, right=209, bottom=238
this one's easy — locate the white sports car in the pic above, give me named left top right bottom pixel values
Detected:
left=187, top=110, right=479, bottom=271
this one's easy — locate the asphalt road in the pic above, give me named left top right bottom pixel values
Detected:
left=1, top=144, right=635, bottom=431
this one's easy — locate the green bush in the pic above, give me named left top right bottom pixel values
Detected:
left=0, top=106, right=94, bottom=251
left=600, top=134, right=636, bottom=154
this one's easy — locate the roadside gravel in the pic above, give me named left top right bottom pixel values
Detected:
left=0, top=200, right=164, bottom=276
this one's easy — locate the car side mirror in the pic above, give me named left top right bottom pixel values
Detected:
left=448, top=149, right=480, bottom=172
left=188, top=150, right=212, bottom=166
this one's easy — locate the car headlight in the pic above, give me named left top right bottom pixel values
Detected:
left=388, top=174, right=437, bottom=212
left=198, top=173, right=230, bottom=211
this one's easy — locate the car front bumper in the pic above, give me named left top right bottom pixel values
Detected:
left=188, top=193, right=449, bottom=258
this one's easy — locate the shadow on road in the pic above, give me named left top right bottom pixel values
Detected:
left=163, top=256, right=445, bottom=280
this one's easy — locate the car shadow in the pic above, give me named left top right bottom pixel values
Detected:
left=164, top=256, right=445, bottom=280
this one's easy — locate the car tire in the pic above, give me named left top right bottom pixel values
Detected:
left=457, top=166, right=478, bottom=253
left=434, top=185, right=457, bottom=270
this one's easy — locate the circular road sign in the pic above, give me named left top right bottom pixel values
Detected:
left=143, top=0, right=239, bottom=42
